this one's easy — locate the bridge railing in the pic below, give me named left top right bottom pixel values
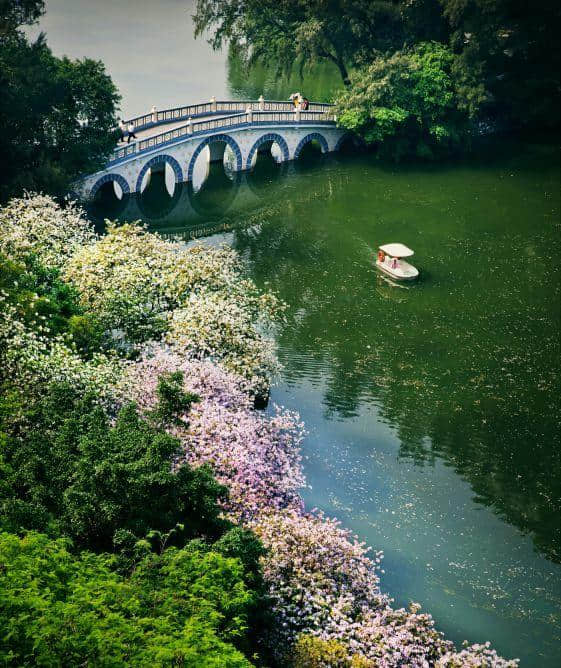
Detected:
left=251, top=110, right=335, bottom=124
left=124, top=99, right=333, bottom=132
left=126, top=103, right=214, bottom=131
left=110, top=108, right=336, bottom=164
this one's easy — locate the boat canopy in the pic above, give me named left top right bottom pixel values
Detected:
left=379, top=243, right=414, bottom=258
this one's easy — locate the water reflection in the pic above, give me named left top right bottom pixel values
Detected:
left=88, top=151, right=313, bottom=234
left=137, top=170, right=183, bottom=220
left=227, top=47, right=342, bottom=102
left=189, top=163, right=241, bottom=217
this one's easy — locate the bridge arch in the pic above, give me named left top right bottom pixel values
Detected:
left=294, top=132, right=329, bottom=159
left=187, top=134, right=243, bottom=182
left=334, top=132, right=358, bottom=152
left=246, top=133, right=289, bottom=169
left=90, top=173, right=130, bottom=200
left=136, top=154, right=183, bottom=193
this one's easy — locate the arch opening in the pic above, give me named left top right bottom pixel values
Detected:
left=136, top=154, right=183, bottom=196
left=336, top=134, right=358, bottom=154
left=191, top=141, right=237, bottom=192
left=294, top=132, right=329, bottom=162
left=247, top=133, right=289, bottom=170
left=250, top=140, right=282, bottom=167
left=188, top=134, right=243, bottom=193
left=139, top=162, right=178, bottom=197
left=88, top=173, right=130, bottom=220
left=334, top=133, right=364, bottom=157
left=297, top=139, right=323, bottom=159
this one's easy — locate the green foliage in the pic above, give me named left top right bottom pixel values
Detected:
left=0, top=0, right=44, bottom=36
left=0, top=252, right=105, bottom=356
left=0, top=382, right=228, bottom=552
left=439, top=0, right=560, bottom=130
left=0, top=18, right=120, bottom=201
left=198, top=0, right=559, bottom=140
left=335, top=42, right=469, bottom=160
left=150, top=371, right=200, bottom=427
left=0, top=531, right=255, bottom=667
left=195, top=0, right=403, bottom=86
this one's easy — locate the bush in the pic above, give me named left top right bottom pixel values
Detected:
left=0, top=382, right=228, bottom=552
left=0, top=531, right=255, bottom=667
left=120, top=347, right=304, bottom=521
left=0, top=194, right=95, bottom=269
left=290, top=635, right=373, bottom=667
left=335, top=42, right=472, bottom=161
left=0, top=251, right=105, bottom=356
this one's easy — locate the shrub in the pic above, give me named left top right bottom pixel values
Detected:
left=120, top=347, right=304, bottom=521
left=0, top=531, right=255, bottom=667
left=0, top=194, right=95, bottom=268
left=166, top=289, right=279, bottom=397
left=0, top=382, right=228, bottom=551
left=63, top=223, right=178, bottom=342
left=290, top=635, right=373, bottom=667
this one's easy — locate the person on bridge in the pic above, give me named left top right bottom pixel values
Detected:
left=127, top=122, right=137, bottom=143
left=118, top=119, right=127, bottom=143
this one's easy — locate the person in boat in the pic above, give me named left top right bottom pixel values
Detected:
left=391, top=257, right=399, bottom=269
left=377, top=249, right=385, bottom=263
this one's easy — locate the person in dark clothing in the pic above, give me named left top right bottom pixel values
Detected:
left=118, top=119, right=127, bottom=143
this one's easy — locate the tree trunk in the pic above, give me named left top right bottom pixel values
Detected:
left=336, top=58, right=351, bottom=87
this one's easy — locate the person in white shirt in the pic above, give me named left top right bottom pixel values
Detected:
left=127, top=122, right=137, bottom=143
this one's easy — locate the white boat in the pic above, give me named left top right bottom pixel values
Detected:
left=375, top=243, right=419, bottom=281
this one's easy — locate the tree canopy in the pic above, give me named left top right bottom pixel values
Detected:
left=0, top=0, right=43, bottom=36
left=334, top=42, right=469, bottom=160
left=0, top=1, right=120, bottom=201
left=194, top=0, right=403, bottom=86
left=0, top=531, right=255, bottom=666
left=195, top=0, right=560, bottom=147
left=0, top=378, right=229, bottom=553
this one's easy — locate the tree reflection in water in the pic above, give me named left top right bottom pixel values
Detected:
left=230, top=154, right=561, bottom=564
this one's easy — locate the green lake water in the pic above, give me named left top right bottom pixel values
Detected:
left=92, top=141, right=561, bottom=667
left=34, top=2, right=560, bottom=663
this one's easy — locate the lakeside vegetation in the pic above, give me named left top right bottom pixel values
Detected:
left=0, top=0, right=119, bottom=202
left=0, top=0, right=558, bottom=665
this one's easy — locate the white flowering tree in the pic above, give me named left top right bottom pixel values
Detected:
left=66, top=223, right=282, bottom=392
left=0, top=194, right=96, bottom=269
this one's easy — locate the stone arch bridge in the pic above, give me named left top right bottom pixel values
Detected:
left=75, top=98, right=354, bottom=200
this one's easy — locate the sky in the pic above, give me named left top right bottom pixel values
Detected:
left=26, top=0, right=230, bottom=117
